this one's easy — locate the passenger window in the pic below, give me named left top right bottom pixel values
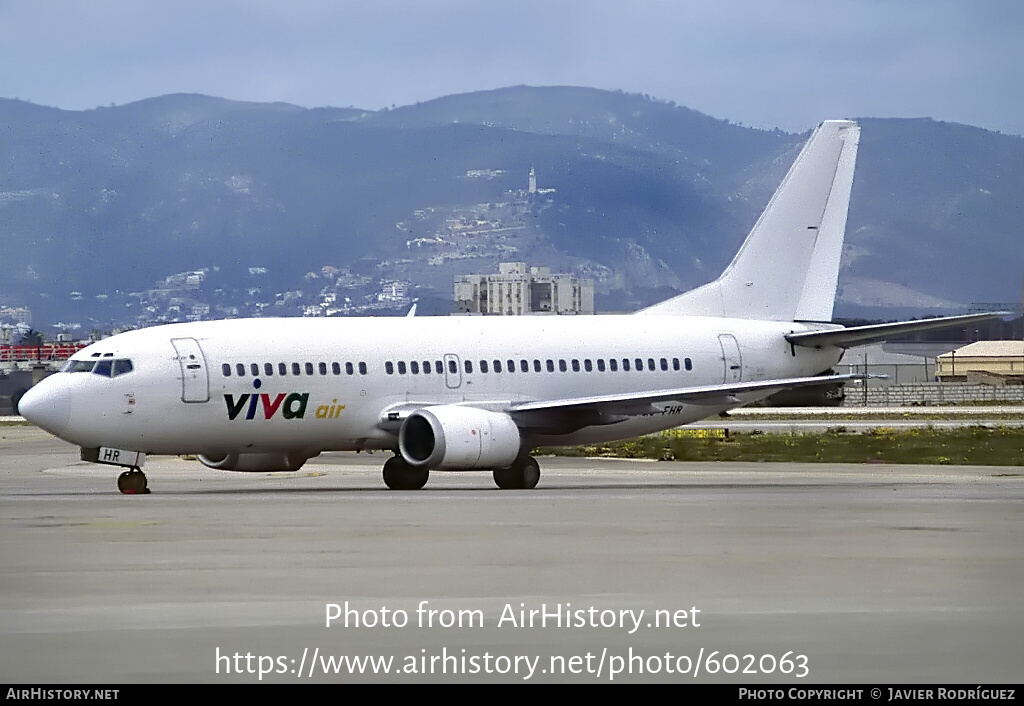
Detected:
left=464, top=360, right=473, bottom=374
left=673, top=358, right=680, bottom=371
left=508, top=359, right=515, bottom=373
left=622, top=359, right=630, bottom=371
left=546, top=360, right=554, bottom=372
left=385, top=361, right=394, bottom=375
left=571, top=359, right=580, bottom=372
left=251, top=363, right=259, bottom=376
left=279, top=363, right=287, bottom=376
left=410, top=361, right=419, bottom=374
left=559, top=359, right=567, bottom=372
left=292, top=363, right=301, bottom=376
left=520, top=359, right=529, bottom=373
left=236, top=363, right=245, bottom=376
left=584, top=359, right=593, bottom=372
left=597, top=359, right=605, bottom=372
left=609, top=359, right=617, bottom=372
left=435, top=361, right=444, bottom=374
left=493, top=360, right=502, bottom=373
left=448, top=360, right=457, bottom=374
left=685, top=358, right=693, bottom=371
left=345, top=362, right=353, bottom=375
left=305, top=362, right=314, bottom=375
left=398, top=361, right=407, bottom=375
left=480, top=360, right=489, bottom=373
left=359, top=362, right=367, bottom=375
left=635, top=358, right=643, bottom=371
left=648, top=358, right=656, bottom=371
left=264, top=363, right=274, bottom=376
left=222, top=363, right=231, bottom=377
left=319, top=362, right=327, bottom=376
left=423, top=361, right=432, bottom=374
left=93, top=360, right=113, bottom=377
left=332, top=362, right=341, bottom=375
left=660, top=358, right=668, bottom=371
left=533, top=359, right=541, bottom=372
left=113, top=359, right=133, bottom=376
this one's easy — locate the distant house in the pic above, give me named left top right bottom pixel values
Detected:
left=935, top=340, right=1024, bottom=383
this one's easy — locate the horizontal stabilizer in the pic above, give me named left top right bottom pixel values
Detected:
left=786, top=312, right=1009, bottom=349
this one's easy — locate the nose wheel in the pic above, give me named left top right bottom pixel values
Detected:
left=117, top=468, right=150, bottom=495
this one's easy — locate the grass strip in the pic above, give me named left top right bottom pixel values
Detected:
left=539, top=426, right=1024, bottom=466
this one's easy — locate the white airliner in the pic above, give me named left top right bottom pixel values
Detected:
left=18, top=120, right=997, bottom=493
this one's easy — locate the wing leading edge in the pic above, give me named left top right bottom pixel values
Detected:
left=509, top=372, right=865, bottom=416
left=376, top=373, right=866, bottom=433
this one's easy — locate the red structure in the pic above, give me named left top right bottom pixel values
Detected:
left=0, top=343, right=89, bottom=363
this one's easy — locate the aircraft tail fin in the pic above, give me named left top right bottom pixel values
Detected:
left=639, top=120, right=860, bottom=321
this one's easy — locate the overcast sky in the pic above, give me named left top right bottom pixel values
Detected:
left=1, top=0, right=1021, bottom=135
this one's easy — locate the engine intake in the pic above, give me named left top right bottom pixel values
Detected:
left=399, top=406, right=521, bottom=470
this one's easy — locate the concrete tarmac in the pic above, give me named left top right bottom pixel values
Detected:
left=1, top=426, right=1022, bottom=684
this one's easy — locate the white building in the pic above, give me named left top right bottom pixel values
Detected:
left=455, top=263, right=594, bottom=315
left=936, top=340, right=1024, bottom=382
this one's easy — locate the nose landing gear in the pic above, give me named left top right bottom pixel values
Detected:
left=117, top=468, right=150, bottom=495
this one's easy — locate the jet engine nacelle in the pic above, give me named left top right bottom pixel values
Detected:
left=197, top=450, right=311, bottom=472
left=399, top=405, right=521, bottom=470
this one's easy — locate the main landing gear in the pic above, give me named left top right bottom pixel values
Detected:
left=382, top=456, right=429, bottom=490
left=117, top=468, right=150, bottom=495
left=492, top=456, right=541, bottom=490
left=380, top=455, right=542, bottom=490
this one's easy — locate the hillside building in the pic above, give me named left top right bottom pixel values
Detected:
left=0, top=307, right=32, bottom=325
left=454, top=263, right=594, bottom=315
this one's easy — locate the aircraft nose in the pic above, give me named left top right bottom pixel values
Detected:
left=18, top=378, right=72, bottom=436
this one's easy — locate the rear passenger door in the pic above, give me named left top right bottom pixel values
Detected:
left=718, top=334, right=743, bottom=383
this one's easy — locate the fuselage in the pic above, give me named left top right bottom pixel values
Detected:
left=22, top=314, right=842, bottom=458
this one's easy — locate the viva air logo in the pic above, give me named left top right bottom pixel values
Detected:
left=224, top=379, right=344, bottom=421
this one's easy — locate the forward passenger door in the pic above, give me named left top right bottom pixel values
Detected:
left=170, top=337, right=210, bottom=403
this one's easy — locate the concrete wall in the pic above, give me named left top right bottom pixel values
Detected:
left=844, top=382, right=1024, bottom=407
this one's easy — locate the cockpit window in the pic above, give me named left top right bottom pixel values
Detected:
left=63, top=358, right=133, bottom=377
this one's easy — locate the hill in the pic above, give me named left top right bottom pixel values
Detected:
left=1, top=87, right=1020, bottom=330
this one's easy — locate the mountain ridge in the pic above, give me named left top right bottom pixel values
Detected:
left=1, top=88, right=1020, bottom=330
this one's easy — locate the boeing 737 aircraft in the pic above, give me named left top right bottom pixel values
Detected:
left=17, top=121, right=998, bottom=493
